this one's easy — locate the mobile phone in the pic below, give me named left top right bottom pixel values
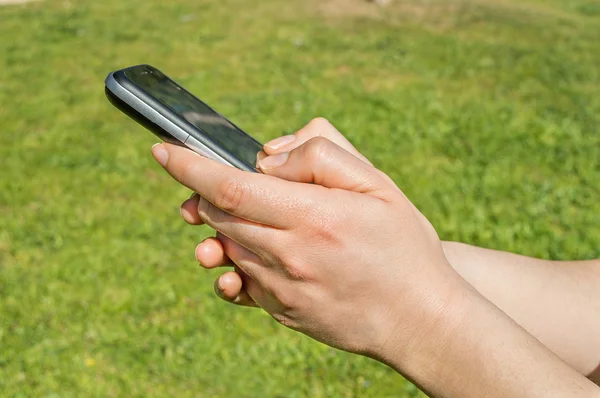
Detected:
left=105, top=64, right=262, bottom=172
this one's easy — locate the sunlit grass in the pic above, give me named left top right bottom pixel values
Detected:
left=1, top=0, right=599, bottom=396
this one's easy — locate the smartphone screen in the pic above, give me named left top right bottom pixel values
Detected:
left=123, top=66, right=262, bottom=168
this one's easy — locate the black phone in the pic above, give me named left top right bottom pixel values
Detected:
left=105, top=64, right=262, bottom=172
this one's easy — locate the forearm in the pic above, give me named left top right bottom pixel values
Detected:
left=379, top=280, right=600, bottom=397
left=442, top=241, right=600, bottom=381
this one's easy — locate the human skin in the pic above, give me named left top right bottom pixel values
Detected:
left=443, top=243, right=600, bottom=384
left=150, top=119, right=599, bottom=396
left=181, top=118, right=600, bottom=385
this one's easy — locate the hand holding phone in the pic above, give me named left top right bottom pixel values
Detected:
left=105, top=64, right=262, bottom=172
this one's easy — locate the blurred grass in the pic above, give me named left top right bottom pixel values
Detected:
left=0, top=0, right=599, bottom=396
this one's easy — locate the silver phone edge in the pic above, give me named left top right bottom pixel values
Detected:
left=104, top=73, right=235, bottom=168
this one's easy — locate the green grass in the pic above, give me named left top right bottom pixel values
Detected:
left=1, top=0, right=599, bottom=396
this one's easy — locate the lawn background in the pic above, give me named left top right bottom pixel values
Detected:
left=1, top=0, right=599, bottom=396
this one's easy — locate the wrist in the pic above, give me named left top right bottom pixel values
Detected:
left=370, top=267, right=472, bottom=381
left=372, top=272, right=600, bottom=397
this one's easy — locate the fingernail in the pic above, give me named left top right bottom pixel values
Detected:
left=217, top=276, right=225, bottom=292
left=256, top=151, right=266, bottom=168
left=258, top=152, right=289, bottom=170
left=195, top=243, right=203, bottom=262
left=264, top=135, right=295, bottom=151
left=180, top=206, right=193, bottom=220
left=151, top=143, right=168, bottom=167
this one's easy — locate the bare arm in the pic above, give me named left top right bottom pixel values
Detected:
left=180, top=122, right=600, bottom=394
left=160, top=130, right=600, bottom=397
left=443, top=241, right=600, bottom=383
left=379, top=278, right=600, bottom=397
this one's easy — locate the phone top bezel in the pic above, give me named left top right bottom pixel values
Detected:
left=105, top=64, right=260, bottom=172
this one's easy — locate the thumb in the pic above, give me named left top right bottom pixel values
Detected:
left=263, top=117, right=372, bottom=166
left=258, top=137, right=390, bottom=195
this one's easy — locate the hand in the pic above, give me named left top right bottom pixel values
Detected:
left=151, top=118, right=463, bottom=358
left=180, top=118, right=373, bottom=307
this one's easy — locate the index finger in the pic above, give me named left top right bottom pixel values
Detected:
left=151, top=143, right=315, bottom=228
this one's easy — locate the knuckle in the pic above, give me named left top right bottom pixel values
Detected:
left=313, top=217, right=341, bottom=244
left=280, top=252, right=314, bottom=282
left=305, top=205, right=345, bottom=245
left=375, top=169, right=401, bottom=193
left=216, top=177, right=247, bottom=213
left=304, top=137, right=334, bottom=164
left=308, top=117, right=331, bottom=129
left=297, top=117, right=335, bottom=141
